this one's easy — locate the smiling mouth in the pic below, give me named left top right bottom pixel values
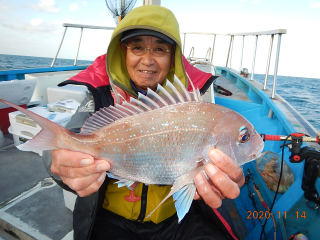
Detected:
left=140, top=70, right=156, bottom=73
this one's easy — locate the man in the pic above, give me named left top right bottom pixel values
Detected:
left=43, top=5, right=244, bottom=240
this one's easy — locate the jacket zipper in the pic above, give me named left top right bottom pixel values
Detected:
left=137, top=184, right=148, bottom=222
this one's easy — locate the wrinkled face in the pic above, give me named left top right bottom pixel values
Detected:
left=120, top=36, right=174, bottom=92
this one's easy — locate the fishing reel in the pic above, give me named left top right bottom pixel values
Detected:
left=260, top=133, right=320, bottom=209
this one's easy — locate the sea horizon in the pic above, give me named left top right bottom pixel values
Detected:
left=0, top=53, right=94, bottom=71
left=0, top=54, right=319, bottom=131
left=2, top=53, right=320, bottom=81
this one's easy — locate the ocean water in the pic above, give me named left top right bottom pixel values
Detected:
left=0, top=54, right=93, bottom=70
left=0, top=54, right=319, bottom=131
left=254, top=74, right=320, bottom=131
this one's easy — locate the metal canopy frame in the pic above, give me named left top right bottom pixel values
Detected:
left=50, top=23, right=116, bottom=67
left=51, top=24, right=286, bottom=100
left=181, top=29, right=287, bottom=99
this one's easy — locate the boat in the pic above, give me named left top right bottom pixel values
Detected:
left=1, top=12, right=319, bottom=240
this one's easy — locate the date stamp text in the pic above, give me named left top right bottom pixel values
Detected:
left=247, top=211, right=306, bottom=219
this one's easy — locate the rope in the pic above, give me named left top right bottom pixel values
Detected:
left=214, top=84, right=233, bottom=96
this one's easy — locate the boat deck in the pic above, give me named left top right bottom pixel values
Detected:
left=1, top=66, right=319, bottom=240
left=0, top=144, right=248, bottom=240
left=0, top=141, right=73, bottom=240
left=0, top=71, right=250, bottom=240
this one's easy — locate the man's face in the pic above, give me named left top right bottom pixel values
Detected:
left=120, top=36, right=174, bottom=92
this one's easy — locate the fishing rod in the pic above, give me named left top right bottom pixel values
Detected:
left=261, top=133, right=320, bottom=206
left=245, top=169, right=269, bottom=240
left=258, top=132, right=320, bottom=240
left=253, top=183, right=277, bottom=240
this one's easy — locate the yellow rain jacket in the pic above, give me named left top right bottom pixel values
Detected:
left=102, top=5, right=188, bottom=224
left=106, top=5, right=188, bottom=98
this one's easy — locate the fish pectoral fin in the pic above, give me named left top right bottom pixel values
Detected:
left=107, top=173, right=137, bottom=190
left=146, top=163, right=204, bottom=222
left=173, top=183, right=197, bottom=223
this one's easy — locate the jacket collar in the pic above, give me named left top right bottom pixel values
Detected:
left=130, top=79, right=147, bottom=96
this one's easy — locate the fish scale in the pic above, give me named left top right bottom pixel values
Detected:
left=93, top=102, right=216, bottom=185
left=0, top=75, right=264, bottom=222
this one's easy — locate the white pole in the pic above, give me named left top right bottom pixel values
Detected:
left=263, top=34, right=274, bottom=90
left=250, top=35, right=258, bottom=81
left=271, top=34, right=282, bottom=99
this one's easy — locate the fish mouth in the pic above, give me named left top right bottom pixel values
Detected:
left=250, top=146, right=264, bottom=160
left=251, top=151, right=262, bottom=159
left=249, top=138, right=264, bottom=160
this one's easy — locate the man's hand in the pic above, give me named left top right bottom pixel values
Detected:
left=193, top=149, right=245, bottom=208
left=51, top=149, right=110, bottom=197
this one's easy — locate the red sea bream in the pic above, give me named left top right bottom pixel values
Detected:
left=0, top=76, right=264, bottom=222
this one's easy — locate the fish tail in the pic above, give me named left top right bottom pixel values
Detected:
left=0, top=99, right=68, bottom=154
left=17, top=128, right=57, bottom=155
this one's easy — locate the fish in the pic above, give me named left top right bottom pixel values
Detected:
left=0, top=75, right=264, bottom=222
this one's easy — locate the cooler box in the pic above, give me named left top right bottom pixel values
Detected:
left=63, top=189, right=77, bottom=212
left=47, top=85, right=88, bottom=104
left=0, top=79, right=37, bottom=134
left=47, top=99, right=81, bottom=114
left=8, top=126, right=30, bottom=146
left=0, top=79, right=37, bottom=109
left=8, top=107, right=73, bottom=153
left=0, top=105, right=27, bottom=134
left=27, top=70, right=82, bottom=105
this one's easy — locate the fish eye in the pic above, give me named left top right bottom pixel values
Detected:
left=239, top=127, right=250, bottom=143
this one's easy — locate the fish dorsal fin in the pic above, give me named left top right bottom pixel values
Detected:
left=173, top=75, right=192, bottom=102
left=81, top=115, right=109, bottom=134
left=155, top=84, right=176, bottom=105
left=115, top=103, right=135, bottom=116
left=80, top=102, right=142, bottom=134
left=130, top=97, right=152, bottom=111
left=95, top=111, right=114, bottom=124
left=122, top=101, right=145, bottom=114
left=80, top=106, right=122, bottom=134
left=146, top=88, right=168, bottom=107
left=188, top=92, right=196, bottom=101
left=138, top=93, right=160, bottom=110
left=80, top=126, right=99, bottom=134
left=185, top=72, right=202, bottom=102
left=196, top=89, right=203, bottom=102
left=99, top=107, right=119, bottom=120
left=80, top=75, right=202, bottom=134
left=164, top=79, right=185, bottom=103
left=108, top=105, right=130, bottom=118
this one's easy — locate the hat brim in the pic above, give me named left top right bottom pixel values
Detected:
left=120, top=29, right=175, bottom=45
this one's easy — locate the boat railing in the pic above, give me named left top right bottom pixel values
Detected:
left=205, top=47, right=211, bottom=61
left=188, top=47, right=195, bottom=59
left=51, top=23, right=115, bottom=68
left=52, top=24, right=286, bottom=99
left=181, top=29, right=287, bottom=99
left=187, top=47, right=211, bottom=62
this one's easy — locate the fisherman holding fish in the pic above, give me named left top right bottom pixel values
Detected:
left=44, top=5, right=248, bottom=240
